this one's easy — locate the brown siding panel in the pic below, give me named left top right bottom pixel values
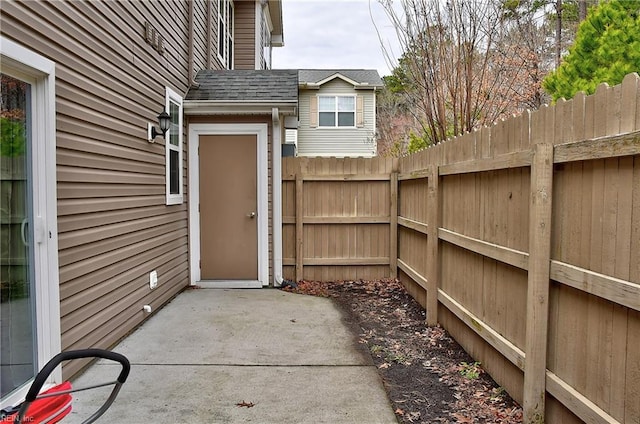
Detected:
left=234, top=0, right=256, bottom=69
left=193, top=0, right=208, bottom=72
left=1, top=0, right=191, bottom=379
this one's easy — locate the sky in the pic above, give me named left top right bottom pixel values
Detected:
left=271, top=0, right=403, bottom=78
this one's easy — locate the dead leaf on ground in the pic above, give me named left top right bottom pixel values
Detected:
left=236, top=401, right=255, bottom=408
left=452, top=412, right=474, bottom=423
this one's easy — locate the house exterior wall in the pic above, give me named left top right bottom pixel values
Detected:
left=193, top=0, right=210, bottom=71
left=297, top=79, right=377, bottom=157
left=1, top=0, right=282, bottom=381
left=0, top=0, right=224, bottom=379
left=234, top=0, right=256, bottom=69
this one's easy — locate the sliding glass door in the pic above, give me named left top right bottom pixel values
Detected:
left=0, top=73, right=37, bottom=399
left=1, top=37, right=60, bottom=407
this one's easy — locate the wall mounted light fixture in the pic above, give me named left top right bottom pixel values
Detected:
left=148, top=111, right=171, bottom=142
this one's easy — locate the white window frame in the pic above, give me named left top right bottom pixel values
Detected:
left=318, top=95, right=356, bottom=128
left=217, top=0, right=234, bottom=69
left=257, top=3, right=273, bottom=70
left=165, top=87, right=184, bottom=205
left=0, top=36, right=61, bottom=408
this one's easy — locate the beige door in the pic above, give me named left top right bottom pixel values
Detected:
left=199, top=135, right=258, bottom=280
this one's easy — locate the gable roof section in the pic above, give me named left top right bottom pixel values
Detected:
left=184, top=69, right=298, bottom=115
left=298, top=69, right=383, bottom=89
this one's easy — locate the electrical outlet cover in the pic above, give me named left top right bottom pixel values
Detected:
left=150, top=271, right=158, bottom=289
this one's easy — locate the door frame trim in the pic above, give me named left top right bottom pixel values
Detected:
left=188, top=123, right=269, bottom=287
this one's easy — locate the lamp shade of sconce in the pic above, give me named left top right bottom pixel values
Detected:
left=148, top=110, right=171, bottom=142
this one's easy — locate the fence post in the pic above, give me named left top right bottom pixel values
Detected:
left=523, top=142, right=554, bottom=423
left=389, top=172, right=398, bottom=279
left=295, top=173, right=304, bottom=282
left=426, top=165, right=440, bottom=326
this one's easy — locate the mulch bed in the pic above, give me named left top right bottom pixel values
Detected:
left=281, top=278, right=523, bottom=424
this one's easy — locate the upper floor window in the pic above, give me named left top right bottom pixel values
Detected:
left=166, top=87, right=183, bottom=205
left=318, top=96, right=355, bottom=127
left=218, top=0, right=234, bottom=69
left=261, top=11, right=272, bottom=69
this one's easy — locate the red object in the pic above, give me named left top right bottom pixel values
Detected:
left=1, top=381, right=72, bottom=424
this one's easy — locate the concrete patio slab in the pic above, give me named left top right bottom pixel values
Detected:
left=66, top=288, right=397, bottom=423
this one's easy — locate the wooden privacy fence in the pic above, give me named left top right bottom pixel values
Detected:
left=282, top=73, right=640, bottom=424
left=281, top=156, right=398, bottom=282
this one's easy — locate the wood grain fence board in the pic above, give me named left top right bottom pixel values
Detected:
left=398, top=168, right=430, bottom=180
left=397, top=216, right=429, bottom=235
left=304, top=257, right=389, bottom=266
left=390, top=172, right=398, bottom=278
left=302, top=216, right=390, bottom=224
left=556, top=99, right=583, bottom=394
left=607, top=84, right=630, bottom=422
left=438, top=289, right=525, bottom=371
left=620, top=84, right=640, bottom=412
left=545, top=371, right=619, bottom=424
left=426, top=164, right=439, bottom=325
left=633, top=155, right=640, bottom=290
left=438, top=150, right=533, bottom=175
left=554, top=131, right=640, bottom=163
left=438, top=228, right=529, bottom=271
left=523, top=142, right=554, bottom=423
left=626, top=310, right=640, bottom=424
left=608, top=84, right=622, bottom=138
left=550, top=261, right=640, bottom=311
left=397, top=258, right=428, bottom=291
left=586, top=86, right=610, bottom=411
left=295, top=173, right=303, bottom=281
left=610, top=303, right=628, bottom=421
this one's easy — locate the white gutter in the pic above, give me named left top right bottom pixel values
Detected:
left=184, top=100, right=297, bottom=116
left=272, top=107, right=284, bottom=287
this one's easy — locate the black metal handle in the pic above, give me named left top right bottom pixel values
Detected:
left=25, top=349, right=130, bottom=402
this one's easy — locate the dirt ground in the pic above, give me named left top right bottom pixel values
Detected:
left=281, top=278, right=523, bottom=424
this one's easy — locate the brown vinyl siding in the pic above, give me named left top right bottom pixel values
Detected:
left=234, top=0, right=256, bottom=69
left=193, top=0, right=208, bottom=72
left=1, top=0, right=191, bottom=378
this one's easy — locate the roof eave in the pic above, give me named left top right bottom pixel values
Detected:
left=299, top=83, right=382, bottom=90
left=268, top=0, right=283, bottom=43
left=184, top=100, right=298, bottom=116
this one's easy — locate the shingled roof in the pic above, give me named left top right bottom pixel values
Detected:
left=186, top=69, right=299, bottom=102
left=298, top=69, right=383, bottom=88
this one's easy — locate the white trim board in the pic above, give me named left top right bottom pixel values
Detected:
left=188, top=123, right=269, bottom=287
left=197, top=280, right=262, bottom=289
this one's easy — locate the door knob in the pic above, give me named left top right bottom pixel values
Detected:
left=247, top=211, right=256, bottom=218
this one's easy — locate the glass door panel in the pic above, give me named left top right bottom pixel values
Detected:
left=0, top=73, right=36, bottom=398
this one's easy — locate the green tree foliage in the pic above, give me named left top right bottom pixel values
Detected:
left=0, top=117, right=26, bottom=157
left=407, top=130, right=430, bottom=154
left=543, top=0, right=640, bottom=101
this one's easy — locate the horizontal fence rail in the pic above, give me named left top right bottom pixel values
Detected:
left=283, top=74, right=640, bottom=424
